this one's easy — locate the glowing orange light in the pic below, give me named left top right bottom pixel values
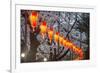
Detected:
left=65, top=41, right=73, bottom=49
left=40, top=21, right=47, bottom=39
left=48, top=28, right=53, bottom=43
left=71, top=44, right=83, bottom=60
left=29, top=12, right=38, bottom=29
left=40, top=21, right=47, bottom=33
left=72, top=45, right=78, bottom=53
left=59, top=36, right=63, bottom=45
left=78, top=49, right=83, bottom=58
left=54, top=32, right=59, bottom=43
left=63, top=38, right=67, bottom=47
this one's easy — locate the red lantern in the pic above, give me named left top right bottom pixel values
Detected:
left=66, top=41, right=73, bottom=49
left=59, top=36, right=63, bottom=45
left=63, top=38, right=67, bottom=47
left=54, top=32, right=59, bottom=43
left=48, top=28, right=53, bottom=43
left=29, top=12, right=38, bottom=29
left=40, top=21, right=47, bottom=39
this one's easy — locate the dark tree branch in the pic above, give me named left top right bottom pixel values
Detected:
left=57, top=49, right=70, bottom=60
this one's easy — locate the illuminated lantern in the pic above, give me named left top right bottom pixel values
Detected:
left=54, top=32, right=59, bottom=43
left=40, top=21, right=47, bottom=39
left=72, top=45, right=83, bottom=60
left=76, top=51, right=83, bottom=60
left=29, top=12, right=38, bottom=29
left=63, top=38, right=67, bottom=47
left=66, top=41, right=73, bottom=49
left=72, top=46, right=76, bottom=52
left=72, top=45, right=78, bottom=53
left=48, top=28, right=53, bottom=43
left=78, top=50, right=83, bottom=58
left=73, top=46, right=80, bottom=54
left=59, top=36, right=63, bottom=45
left=76, top=49, right=79, bottom=54
left=64, top=40, right=83, bottom=60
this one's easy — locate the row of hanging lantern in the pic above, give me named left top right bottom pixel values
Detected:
left=29, top=12, right=83, bottom=60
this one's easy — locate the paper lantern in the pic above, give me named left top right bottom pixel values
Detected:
left=59, top=36, right=63, bottom=45
left=48, top=28, right=53, bottom=43
left=66, top=41, right=73, bottom=49
left=54, top=32, right=59, bottom=43
left=29, top=12, right=38, bottom=29
left=63, top=38, right=67, bottom=47
left=40, top=21, right=47, bottom=39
